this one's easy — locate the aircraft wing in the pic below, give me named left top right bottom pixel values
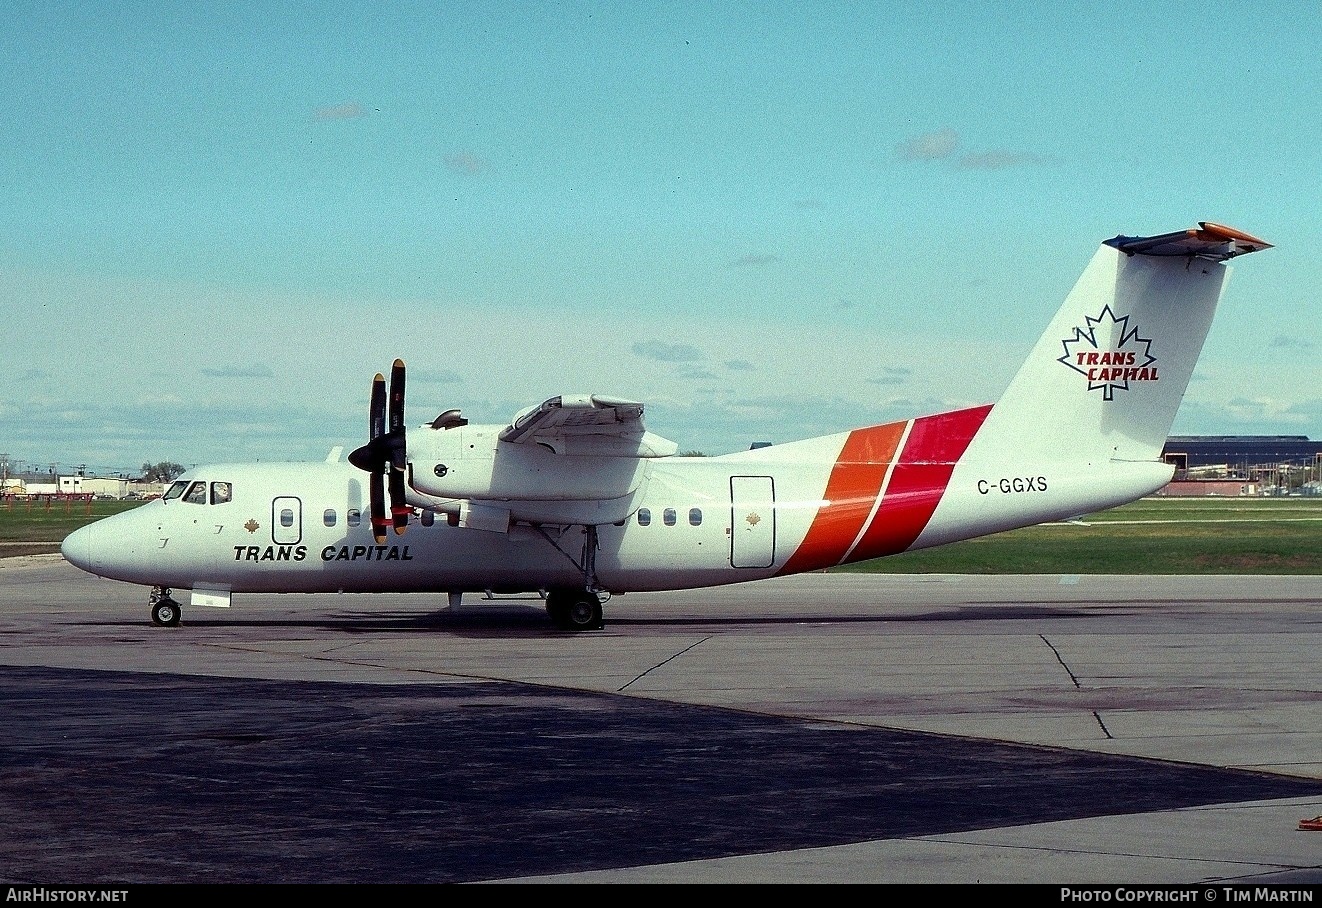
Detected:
left=499, top=395, right=678, bottom=458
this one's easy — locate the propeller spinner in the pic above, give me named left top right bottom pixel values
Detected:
left=348, top=358, right=410, bottom=543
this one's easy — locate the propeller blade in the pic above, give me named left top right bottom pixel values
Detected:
left=389, top=467, right=409, bottom=534
left=388, top=359, right=405, bottom=429
left=370, top=372, right=387, bottom=440
left=350, top=362, right=407, bottom=541
left=386, top=359, right=410, bottom=534
left=370, top=469, right=388, bottom=544
left=348, top=372, right=387, bottom=472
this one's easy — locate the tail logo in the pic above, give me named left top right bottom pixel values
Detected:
left=1058, top=305, right=1159, bottom=401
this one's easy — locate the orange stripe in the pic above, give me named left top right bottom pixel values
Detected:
left=845, top=404, right=991, bottom=563
left=777, top=420, right=906, bottom=575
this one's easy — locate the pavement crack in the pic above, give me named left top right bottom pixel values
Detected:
left=1092, top=710, right=1113, bottom=739
left=1039, top=633, right=1081, bottom=689
left=1040, top=634, right=1114, bottom=739
left=618, top=636, right=712, bottom=692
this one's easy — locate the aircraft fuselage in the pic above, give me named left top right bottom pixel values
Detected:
left=63, top=410, right=1171, bottom=599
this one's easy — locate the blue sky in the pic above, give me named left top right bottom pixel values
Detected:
left=2, top=1, right=1319, bottom=475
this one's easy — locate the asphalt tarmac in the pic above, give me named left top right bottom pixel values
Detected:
left=2, top=555, right=1321, bottom=885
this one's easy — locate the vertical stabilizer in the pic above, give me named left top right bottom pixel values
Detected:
left=967, top=223, right=1270, bottom=467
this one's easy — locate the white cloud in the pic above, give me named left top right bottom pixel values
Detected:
left=896, top=128, right=959, bottom=161
left=443, top=152, right=487, bottom=175
left=410, top=368, right=464, bottom=384
left=314, top=102, right=367, bottom=121
left=897, top=129, right=1044, bottom=171
left=731, top=254, right=779, bottom=267
left=200, top=365, right=274, bottom=379
left=1270, top=335, right=1313, bottom=351
left=1224, top=396, right=1309, bottom=424
left=957, top=151, right=1044, bottom=170
left=632, top=340, right=704, bottom=363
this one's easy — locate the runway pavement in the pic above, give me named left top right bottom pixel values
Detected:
left=2, top=554, right=1321, bottom=885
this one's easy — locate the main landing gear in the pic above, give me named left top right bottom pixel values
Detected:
left=149, top=586, right=181, bottom=627
left=533, top=523, right=607, bottom=632
left=544, top=588, right=604, bottom=632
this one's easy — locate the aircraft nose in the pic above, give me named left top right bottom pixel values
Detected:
left=61, top=522, right=98, bottom=574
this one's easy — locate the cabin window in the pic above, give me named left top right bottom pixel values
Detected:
left=211, top=482, right=232, bottom=505
left=163, top=481, right=188, bottom=501
left=420, top=509, right=435, bottom=527
left=637, top=508, right=651, bottom=526
left=689, top=508, right=702, bottom=526
left=663, top=508, right=677, bottom=526
left=280, top=508, right=294, bottom=528
left=347, top=508, right=361, bottom=527
left=323, top=509, right=336, bottom=527
left=183, top=481, right=207, bottom=505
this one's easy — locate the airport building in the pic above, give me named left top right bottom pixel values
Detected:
left=1159, top=435, right=1322, bottom=496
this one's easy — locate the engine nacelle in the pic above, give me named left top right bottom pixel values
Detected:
left=406, top=423, right=650, bottom=506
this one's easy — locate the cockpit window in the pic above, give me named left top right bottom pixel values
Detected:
left=211, top=482, right=232, bottom=505
left=183, top=481, right=208, bottom=504
left=163, top=481, right=189, bottom=501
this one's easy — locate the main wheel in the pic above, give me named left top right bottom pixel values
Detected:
left=545, top=589, right=602, bottom=631
left=564, top=594, right=602, bottom=631
left=151, top=599, right=181, bottom=627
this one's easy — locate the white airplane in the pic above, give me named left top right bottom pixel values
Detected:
left=62, top=222, right=1272, bottom=631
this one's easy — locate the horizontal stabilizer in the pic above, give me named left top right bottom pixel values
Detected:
left=1104, top=222, right=1271, bottom=261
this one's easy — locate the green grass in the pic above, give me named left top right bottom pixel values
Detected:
left=0, top=498, right=145, bottom=557
left=3, top=495, right=1320, bottom=574
left=836, top=497, right=1322, bottom=574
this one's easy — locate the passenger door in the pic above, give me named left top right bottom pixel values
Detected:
left=729, top=476, right=775, bottom=568
left=271, top=496, right=302, bottom=546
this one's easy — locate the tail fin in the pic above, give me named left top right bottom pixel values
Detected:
left=971, top=222, right=1271, bottom=467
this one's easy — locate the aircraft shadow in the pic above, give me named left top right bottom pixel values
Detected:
left=75, top=603, right=1125, bottom=638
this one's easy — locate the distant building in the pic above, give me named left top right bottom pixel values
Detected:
left=60, top=476, right=128, bottom=498
left=1161, top=436, right=1322, bottom=473
left=1154, top=479, right=1261, bottom=497
left=52, top=475, right=160, bottom=499
left=1160, top=435, right=1321, bottom=497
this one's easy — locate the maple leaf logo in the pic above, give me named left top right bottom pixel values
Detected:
left=1058, top=305, right=1158, bottom=401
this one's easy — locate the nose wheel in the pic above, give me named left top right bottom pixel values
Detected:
left=149, top=587, right=181, bottom=627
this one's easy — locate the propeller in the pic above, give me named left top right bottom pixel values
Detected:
left=348, top=359, right=410, bottom=544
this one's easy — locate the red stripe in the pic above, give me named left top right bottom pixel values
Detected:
left=777, top=421, right=906, bottom=575
left=844, top=405, right=991, bottom=564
